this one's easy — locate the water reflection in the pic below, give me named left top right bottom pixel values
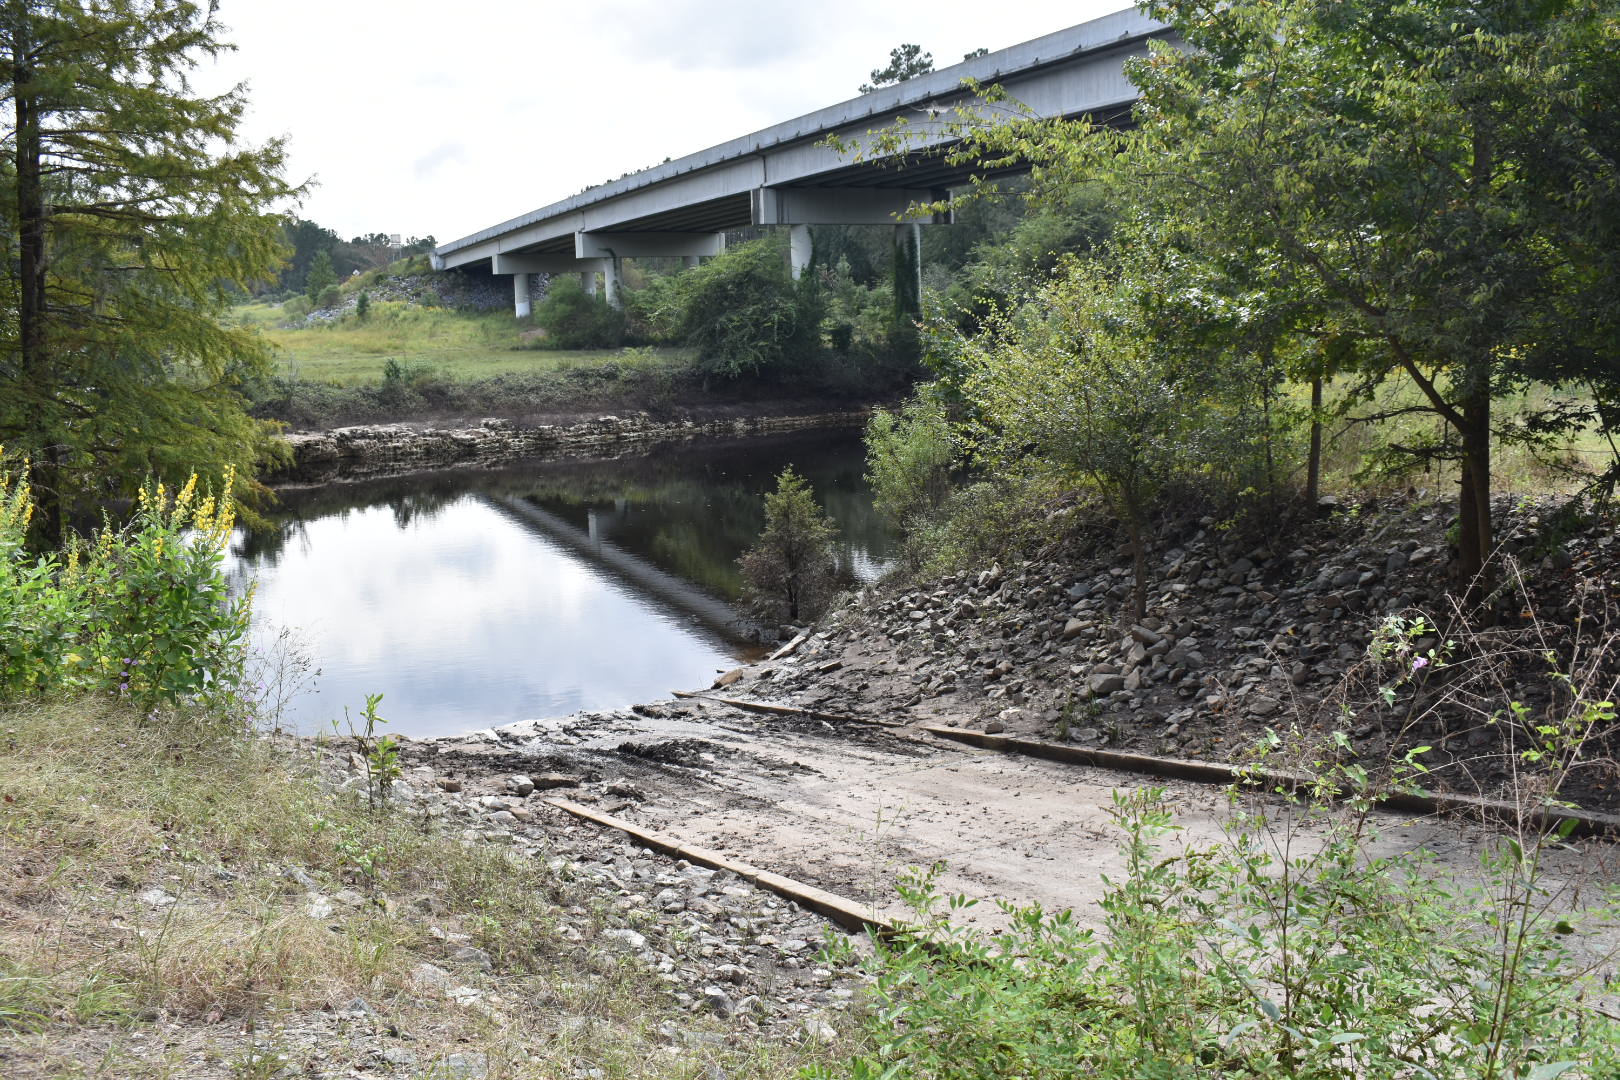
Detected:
left=228, top=427, right=890, bottom=737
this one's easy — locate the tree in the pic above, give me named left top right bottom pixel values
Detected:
left=280, top=216, right=340, bottom=294
left=532, top=274, right=624, bottom=349
left=675, top=236, right=821, bottom=377
left=957, top=257, right=1267, bottom=624
left=943, top=0, right=1620, bottom=601
left=737, top=467, right=844, bottom=624
left=865, top=393, right=958, bottom=537
left=303, top=249, right=338, bottom=303
left=0, top=0, right=297, bottom=544
left=860, top=43, right=934, bottom=94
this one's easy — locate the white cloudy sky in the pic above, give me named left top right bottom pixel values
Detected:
left=200, top=0, right=1131, bottom=245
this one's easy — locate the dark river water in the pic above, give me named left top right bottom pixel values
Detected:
left=227, top=426, right=891, bottom=738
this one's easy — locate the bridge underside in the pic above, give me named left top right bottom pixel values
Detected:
left=433, top=8, right=1166, bottom=314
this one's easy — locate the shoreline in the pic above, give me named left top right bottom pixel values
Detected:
left=271, top=407, right=877, bottom=485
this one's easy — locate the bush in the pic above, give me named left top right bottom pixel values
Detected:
left=0, top=461, right=249, bottom=706
left=316, top=284, right=342, bottom=310
left=676, top=237, right=821, bottom=377
left=533, top=275, right=624, bottom=349
left=737, top=467, right=846, bottom=624
left=865, top=391, right=958, bottom=536
left=281, top=294, right=312, bottom=321
left=904, top=470, right=1072, bottom=577
left=825, top=781, right=1619, bottom=1080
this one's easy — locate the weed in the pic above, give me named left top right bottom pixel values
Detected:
left=824, top=593, right=1620, bottom=1079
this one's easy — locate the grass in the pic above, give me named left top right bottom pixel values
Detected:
left=233, top=300, right=685, bottom=386
left=1309, top=377, right=1616, bottom=496
left=0, top=697, right=856, bottom=1079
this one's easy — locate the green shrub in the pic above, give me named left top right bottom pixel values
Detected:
left=316, top=284, right=341, bottom=310
left=281, top=295, right=312, bottom=321
left=737, top=467, right=846, bottom=624
left=865, top=391, right=958, bottom=535
left=0, top=462, right=250, bottom=706
left=534, top=275, right=625, bottom=349
left=824, top=778, right=1619, bottom=1080
left=893, top=470, right=1064, bottom=577
left=675, top=237, right=821, bottom=377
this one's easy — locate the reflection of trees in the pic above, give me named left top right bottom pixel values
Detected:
left=233, top=428, right=895, bottom=598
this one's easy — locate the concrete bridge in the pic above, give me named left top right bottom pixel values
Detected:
left=433, top=7, right=1171, bottom=317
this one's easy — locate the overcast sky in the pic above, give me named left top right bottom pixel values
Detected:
left=200, top=0, right=1132, bottom=245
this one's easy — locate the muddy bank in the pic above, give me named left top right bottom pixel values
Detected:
left=272, top=408, right=872, bottom=484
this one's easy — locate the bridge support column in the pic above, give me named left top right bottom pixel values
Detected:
left=512, top=272, right=531, bottom=319
left=603, top=259, right=622, bottom=309
left=894, top=223, right=923, bottom=320
left=582, top=271, right=598, bottom=298
left=789, top=224, right=812, bottom=281
left=683, top=255, right=701, bottom=269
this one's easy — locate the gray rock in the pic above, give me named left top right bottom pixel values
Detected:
left=1129, top=624, right=1164, bottom=646
left=801, top=1015, right=837, bottom=1041
left=451, top=945, right=493, bottom=972
left=410, top=962, right=455, bottom=993
left=1248, top=695, right=1282, bottom=718
left=602, top=928, right=647, bottom=951
left=1061, top=618, right=1087, bottom=641
left=703, top=985, right=737, bottom=1018
left=443, top=1051, right=488, bottom=1079
left=1089, top=674, right=1126, bottom=695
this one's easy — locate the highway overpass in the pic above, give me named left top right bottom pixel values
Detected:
left=433, top=7, right=1172, bottom=316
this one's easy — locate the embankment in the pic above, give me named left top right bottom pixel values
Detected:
left=273, top=408, right=871, bottom=484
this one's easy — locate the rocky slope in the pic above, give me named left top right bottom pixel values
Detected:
left=724, top=494, right=1619, bottom=810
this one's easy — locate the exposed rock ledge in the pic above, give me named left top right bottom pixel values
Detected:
left=273, top=409, right=870, bottom=484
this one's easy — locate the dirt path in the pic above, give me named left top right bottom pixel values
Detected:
left=437, top=697, right=1620, bottom=946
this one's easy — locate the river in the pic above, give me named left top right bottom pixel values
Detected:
left=226, top=426, right=891, bottom=738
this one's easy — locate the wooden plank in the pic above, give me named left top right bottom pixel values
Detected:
left=768, top=632, right=810, bottom=661
left=671, top=692, right=906, bottom=728
left=546, top=798, right=894, bottom=935
left=921, top=726, right=1620, bottom=839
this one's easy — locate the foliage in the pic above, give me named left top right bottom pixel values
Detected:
left=339, top=692, right=399, bottom=814
left=942, top=184, right=1116, bottom=329
left=822, top=589, right=1620, bottom=1079
left=823, top=789, right=1616, bottom=1079
left=355, top=291, right=371, bottom=321
left=898, top=471, right=1065, bottom=578
left=0, top=0, right=297, bottom=542
left=864, top=392, right=958, bottom=539
left=0, top=458, right=250, bottom=707
left=737, top=467, right=845, bottom=624
left=952, top=257, right=1273, bottom=621
left=303, top=250, right=338, bottom=303
left=533, top=274, right=625, bottom=350
left=937, top=0, right=1620, bottom=594
left=675, top=237, right=823, bottom=378
left=860, top=43, right=934, bottom=94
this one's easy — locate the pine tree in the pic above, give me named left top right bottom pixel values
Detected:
left=737, top=467, right=844, bottom=625
left=0, top=0, right=299, bottom=544
left=304, top=249, right=337, bottom=303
